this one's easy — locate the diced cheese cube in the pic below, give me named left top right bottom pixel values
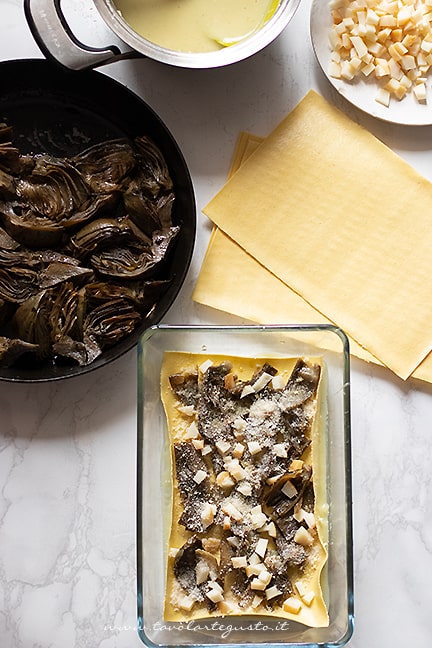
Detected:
left=379, top=15, right=397, bottom=27
left=251, top=594, right=263, bottom=608
left=248, top=552, right=263, bottom=565
left=196, top=559, right=210, bottom=585
left=246, top=563, right=264, bottom=577
left=258, top=569, right=272, bottom=586
left=178, top=594, right=196, bottom=611
left=375, top=62, right=390, bottom=77
left=232, top=442, right=245, bottom=458
left=294, top=526, right=314, bottom=547
left=265, top=585, right=282, bottom=600
left=264, top=521, right=277, bottom=537
left=216, top=439, right=231, bottom=455
left=221, top=502, right=243, bottom=521
left=216, top=471, right=235, bottom=489
left=177, top=404, right=195, bottom=416
left=281, top=479, right=298, bottom=499
left=250, top=577, right=267, bottom=591
left=301, top=591, right=316, bottom=606
left=206, top=587, right=224, bottom=603
left=193, top=469, right=207, bottom=484
left=231, top=556, right=248, bottom=569
left=232, top=416, right=246, bottom=432
left=236, top=480, right=252, bottom=496
left=366, top=8, right=380, bottom=25
left=350, top=34, right=369, bottom=57
left=225, top=457, right=247, bottom=481
left=199, top=359, right=213, bottom=373
left=201, top=502, right=217, bottom=528
left=184, top=420, right=199, bottom=439
left=401, top=54, right=416, bottom=70
left=328, top=60, right=342, bottom=78
left=295, top=580, right=307, bottom=598
left=271, top=374, right=285, bottom=390
left=414, top=81, right=427, bottom=100
left=250, top=511, right=268, bottom=529
left=247, top=440, right=262, bottom=455
left=283, top=597, right=302, bottom=614
left=252, top=372, right=273, bottom=392
left=273, top=443, right=288, bottom=458
left=240, top=385, right=255, bottom=398
left=255, top=537, right=268, bottom=558
left=388, top=41, right=407, bottom=60
left=368, top=41, right=386, bottom=56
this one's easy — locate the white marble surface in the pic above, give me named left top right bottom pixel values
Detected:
left=1, top=0, right=432, bottom=646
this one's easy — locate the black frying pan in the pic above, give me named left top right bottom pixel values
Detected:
left=0, top=59, right=196, bottom=382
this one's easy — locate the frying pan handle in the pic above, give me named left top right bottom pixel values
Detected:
left=24, top=0, right=140, bottom=70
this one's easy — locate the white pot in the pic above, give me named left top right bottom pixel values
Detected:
left=24, top=0, right=302, bottom=70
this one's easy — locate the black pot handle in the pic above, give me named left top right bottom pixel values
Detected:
left=24, top=0, right=141, bottom=70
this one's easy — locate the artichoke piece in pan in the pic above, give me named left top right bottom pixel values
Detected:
left=0, top=266, right=39, bottom=303
left=0, top=202, right=66, bottom=248
left=84, top=279, right=171, bottom=311
left=84, top=298, right=141, bottom=348
left=0, top=168, right=15, bottom=199
left=0, top=247, right=83, bottom=270
left=124, top=182, right=175, bottom=236
left=39, top=261, right=93, bottom=290
left=71, top=139, right=137, bottom=194
left=0, top=336, right=39, bottom=367
left=15, top=156, right=90, bottom=220
left=0, top=225, right=20, bottom=250
left=134, top=135, right=173, bottom=194
left=0, top=122, right=25, bottom=175
left=69, top=216, right=151, bottom=260
left=13, top=289, right=53, bottom=357
left=14, top=283, right=86, bottom=363
left=90, top=226, right=180, bottom=279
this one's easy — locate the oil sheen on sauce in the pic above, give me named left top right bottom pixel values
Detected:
left=113, top=0, right=279, bottom=53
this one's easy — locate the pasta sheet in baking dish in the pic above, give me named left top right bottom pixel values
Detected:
left=161, top=351, right=329, bottom=628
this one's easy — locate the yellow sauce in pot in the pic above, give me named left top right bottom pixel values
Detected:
left=113, top=0, right=279, bottom=53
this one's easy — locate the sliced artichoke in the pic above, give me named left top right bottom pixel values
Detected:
left=16, top=156, right=90, bottom=220
left=84, top=298, right=141, bottom=348
left=69, top=216, right=150, bottom=259
left=90, top=226, right=179, bottom=279
left=0, top=266, right=39, bottom=303
left=0, top=336, right=39, bottom=367
left=134, top=135, right=173, bottom=194
left=71, top=139, right=137, bottom=193
left=13, top=290, right=53, bottom=357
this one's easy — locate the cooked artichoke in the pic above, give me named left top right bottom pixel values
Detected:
left=0, top=122, right=180, bottom=370
left=0, top=336, right=39, bottom=367
left=71, top=139, right=137, bottom=193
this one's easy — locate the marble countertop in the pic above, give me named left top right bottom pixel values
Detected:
left=1, top=0, right=432, bottom=647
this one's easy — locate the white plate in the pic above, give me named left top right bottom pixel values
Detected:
left=310, top=0, right=432, bottom=125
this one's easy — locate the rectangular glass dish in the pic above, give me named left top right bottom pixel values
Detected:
left=137, top=324, right=353, bottom=647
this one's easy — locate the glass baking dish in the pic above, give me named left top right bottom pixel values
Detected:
left=136, top=324, right=353, bottom=647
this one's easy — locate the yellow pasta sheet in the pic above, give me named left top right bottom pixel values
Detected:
left=161, top=352, right=329, bottom=628
left=193, top=131, right=432, bottom=384
left=201, top=90, right=432, bottom=380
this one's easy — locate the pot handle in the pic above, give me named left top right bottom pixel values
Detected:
left=24, top=0, right=141, bottom=70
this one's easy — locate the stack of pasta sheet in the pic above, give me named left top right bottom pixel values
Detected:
left=193, top=90, right=432, bottom=383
